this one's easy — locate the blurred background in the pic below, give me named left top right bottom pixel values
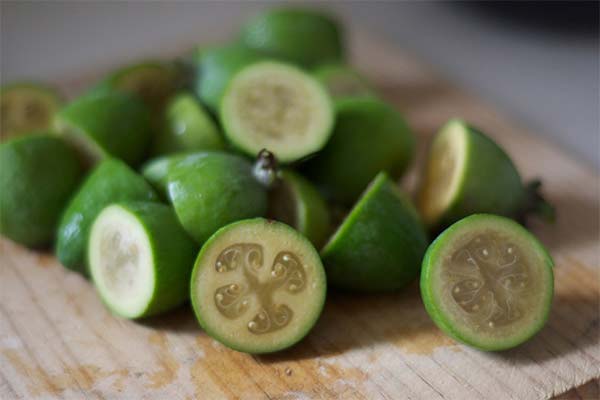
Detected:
left=2, top=1, right=598, bottom=169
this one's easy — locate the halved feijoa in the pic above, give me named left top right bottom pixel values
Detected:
left=167, top=152, right=267, bottom=244
left=89, top=202, right=197, bottom=319
left=241, top=8, right=344, bottom=67
left=303, top=97, right=414, bottom=205
left=141, top=152, right=212, bottom=198
left=191, top=218, right=327, bottom=353
left=268, top=170, right=330, bottom=249
left=152, top=92, right=224, bottom=155
left=220, top=61, right=334, bottom=163
left=56, top=158, right=159, bottom=275
left=54, top=92, right=152, bottom=166
left=194, top=44, right=266, bottom=112
left=420, top=214, right=554, bottom=351
left=313, top=64, right=374, bottom=101
left=321, top=172, right=428, bottom=292
left=0, top=134, right=82, bottom=247
left=417, top=119, right=553, bottom=231
left=1, top=82, right=63, bottom=140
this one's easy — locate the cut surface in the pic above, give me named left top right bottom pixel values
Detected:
left=191, top=218, right=326, bottom=353
left=221, top=61, right=333, bottom=162
left=89, top=205, right=154, bottom=318
left=422, top=215, right=554, bottom=350
left=1, top=84, right=61, bottom=139
left=418, top=120, right=467, bottom=226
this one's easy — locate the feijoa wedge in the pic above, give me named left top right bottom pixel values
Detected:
left=152, top=93, right=224, bottom=155
left=420, top=214, right=554, bottom=351
left=167, top=152, right=268, bottom=244
left=313, top=64, right=374, bottom=101
left=191, top=218, right=327, bottom=353
left=242, top=8, right=344, bottom=67
left=56, top=158, right=159, bottom=275
left=303, top=97, right=414, bottom=205
left=54, top=92, right=152, bottom=167
left=417, top=119, right=553, bottom=230
left=0, top=134, right=82, bottom=247
left=1, top=83, right=62, bottom=140
left=89, top=202, right=197, bottom=319
left=220, top=61, right=334, bottom=163
left=321, top=172, right=428, bottom=292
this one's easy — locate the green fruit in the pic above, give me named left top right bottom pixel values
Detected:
left=89, top=202, right=197, bottom=319
left=313, top=63, right=374, bottom=100
left=190, top=218, right=327, bottom=354
left=152, top=93, right=224, bottom=155
left=194, top=44, right=265, bottom=112
left=420, top=214, right=554, bottom=351
left=141, top=152, right=212, bottom=198
left=417, top=119, right=554, bottom=231
left=1, top=82, right=63, bottom=140
left=242, top=8, right=344, bottom=67
left=220, top=60, right=334, bottom=163
left=268, top=170, right=330, bottom=248
left=321, top=172, right=428, bottom=292
left=0, top=134, right=82, bottom=247
left=167, top=152, right=268, bottom=244
left=303, top=97, right=414, bottom=205
left=56, top=158, right=159, bottom=275
left=54, top=92, right=152, bottom=167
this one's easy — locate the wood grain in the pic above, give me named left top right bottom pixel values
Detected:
left=1, top=30, right=598, bottom=400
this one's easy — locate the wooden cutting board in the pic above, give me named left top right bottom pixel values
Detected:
left=1, top=30, right=598, bottom=400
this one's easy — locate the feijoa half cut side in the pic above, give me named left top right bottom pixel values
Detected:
left=1, top=82, right=63, bottom=140
left=420, top=214, right=554, bottom=351
left=417, top=119, right=554, bottom=231
left=89, top=202, right=197, bottom=319
left=220, top=61, right=334, bottom=163
left=191, top=218, right=327, bottom=353
left=321, top=172, right=428, bottom=292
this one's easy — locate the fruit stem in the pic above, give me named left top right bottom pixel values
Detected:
left=253, top=149, right=281, bottom=188
left=518, top=179, right=556, bottom=224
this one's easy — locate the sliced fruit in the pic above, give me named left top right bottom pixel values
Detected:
left=56, top=158, right=159, bottom=275
left=313, top=64, right=374, bottom=100
left=303, top=97, right=414, bottom=205
left=242, top=8, right=344, bottom=67
left=420, top=214, right=554, bottom=351
left=194, top=44, right=265, bottom=112
left=321, top=172, right=428, bottom=292
left=1, top=82, right=63, bottom=140
left=89, top=202, right=197, bottom=319
left=220, top=61, right=334, bottom=163
left=152, top=92, right=224, bottom=155
left=191, top=218, right=327, bottom=353
left=167, top=152, right=268, bottom=244
left=417, top=119, right=554, bottom=230
left=0, top=134, right=82, bottom=247
left=54, top=92, right=152, bottom=167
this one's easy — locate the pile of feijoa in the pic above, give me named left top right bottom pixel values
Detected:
left=0, top=8, right=555, bottom=354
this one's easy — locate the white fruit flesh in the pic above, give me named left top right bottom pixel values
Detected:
left=193, top=220, right=326, bottom=353
left=418, top=120, right=467, bottom=226
left=89, top=205, right=154, bottom=318
left=221, top=62, right=333, bottom=162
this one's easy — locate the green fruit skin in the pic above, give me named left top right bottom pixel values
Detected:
left=433, top=120, right=525, bottom=230
left=242, top=9, right=344, bottom=67
left=312, top=63, right=374, bottom=101
left=190, top=217, right=327, bottom=354
left=303, top=97, right=415, bottom=205
left=152, top=93, right=225, bottom=155
left=56, top=158, right=159, bottom=275
left=321, top=172, right=428, bottom=292
left=0, top=134, right=83, bottom=247
left=420, top=214, right=554, bottom=351
left=55, top=92, right=153, bottom=166
left=167, top=152, right=268, bottom=244
left=92, top=202, right=198, bottom=318
left=195, top=45, right=265, bottom=112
